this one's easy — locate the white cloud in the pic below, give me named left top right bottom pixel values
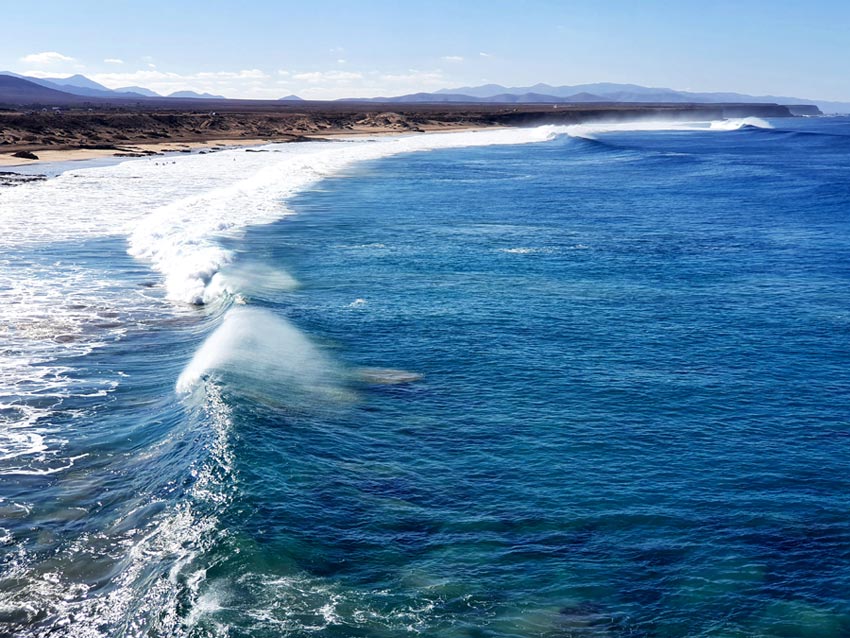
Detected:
left=337, top=59, right=347, bottom=64
left=277, top=70, right=291, bottom=76
left=20, top=51, right=75, bottom=65
left=287, top=68, right=448, bottom=100
left=196, top=69, right=268, bottom=80
left=479, top=52, right=493, bottom=58
left=441, top=55, right=464, bottom=62
left=104, top=58, right=124, bottom=65
left=91, top=68, right=277, bottom=99
left=293, top=70, right=363, bottom=84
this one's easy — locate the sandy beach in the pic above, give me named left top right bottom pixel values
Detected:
left=0, top=121, right=497, bottom=167
left=0, top=138, right=291, bottom=167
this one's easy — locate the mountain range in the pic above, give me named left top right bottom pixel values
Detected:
left=0, top=72, right=845, bottom=113
left=350, top=82, right=849, bottom=113
left=0, top=72, right=224, bottom=100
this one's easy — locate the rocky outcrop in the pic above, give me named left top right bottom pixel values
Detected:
left=785, top=104, right=823, bottom=116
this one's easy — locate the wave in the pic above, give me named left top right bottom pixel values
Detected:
left=554, top=117, right=772, bottom=141
left=708, top=117, right=773, bottom=131
left=177, top=306, right=351, bottom=408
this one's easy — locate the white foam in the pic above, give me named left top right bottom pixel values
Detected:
left=0, top=383, right=236, bottom=637
left=554, top=117, right=772, bottom=140
left=0, top=255, right=165, bottom=475
left=205, top=263, right=299, bottom=303
left=499, top=247, right=547, bottom=254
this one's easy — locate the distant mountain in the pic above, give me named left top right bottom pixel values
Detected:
left=41, top=74, right=112, bottom=92
left=484, top=92, right=603, bottom=103
left=343, top=90, right=646, bottom=105
left=34, top=74, right=126, bottom=98
left=0, top=74, right=200, bottom=105
left=434, top=82, right=849, bottom=113
left=0, top=72, right=153, bottom=99
left=341, top=92, right=479, bottom=103
left=168, top=90, right=225, bottom=99
left=116, top=85, right=160, bottom=97
left=0, top=71, right=842, bottom=113
left=433, top=83, right=509, bottom=99
left=0, top=74, right=93, bottom=105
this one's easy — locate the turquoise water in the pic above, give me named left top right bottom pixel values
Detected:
left=1, top=118, right=849, bottom=636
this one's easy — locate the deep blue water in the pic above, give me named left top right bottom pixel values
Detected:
left=2, top=118, right=850, bottom=637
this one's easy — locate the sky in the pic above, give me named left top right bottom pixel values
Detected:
left=2, top=0, right=849, bottom=101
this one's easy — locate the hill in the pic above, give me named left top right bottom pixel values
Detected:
left=168, top=90, right=225, bottom=99
left=0, top=75, right=94, bottom=105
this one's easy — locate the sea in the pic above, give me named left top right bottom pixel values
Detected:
left=0, top=116, right=848, bottom=637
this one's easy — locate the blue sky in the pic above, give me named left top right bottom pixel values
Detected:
left=3, top=0, right=848, bottom=100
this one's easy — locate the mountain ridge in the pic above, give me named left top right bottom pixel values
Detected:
left=433, top=82, right=848, bottom=113
left=0, top=72, right=838, bottom=113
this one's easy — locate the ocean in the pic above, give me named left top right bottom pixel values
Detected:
left=1, top=117, right=849, bottom=637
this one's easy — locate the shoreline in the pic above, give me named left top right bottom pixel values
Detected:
left=0, top=123, right=498, bottom=168
left=0, top=102, right=799, bottom=169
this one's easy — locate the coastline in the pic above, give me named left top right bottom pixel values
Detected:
left=0, top=102, right=798, bottom=170
left=0, top=123, right=499, bottom=168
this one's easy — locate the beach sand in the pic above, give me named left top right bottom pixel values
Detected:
left=0, top=139, right=280, bottom=167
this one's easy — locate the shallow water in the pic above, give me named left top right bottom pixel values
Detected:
left=1, top=118, right=849, bottom=637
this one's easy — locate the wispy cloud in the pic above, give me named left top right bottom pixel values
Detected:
left=196, top=69, right=268, bottom=80
left=104, top=58, right=124, bottom=65
left=289, top=69, right=447, bottom=99
left=20, top=51, right=75, bottom=65
left=479, top=52, right=493, bottom=58
left=292, top=70, right=363, bottom=84
left=441, top=55, right=464, bottom=62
